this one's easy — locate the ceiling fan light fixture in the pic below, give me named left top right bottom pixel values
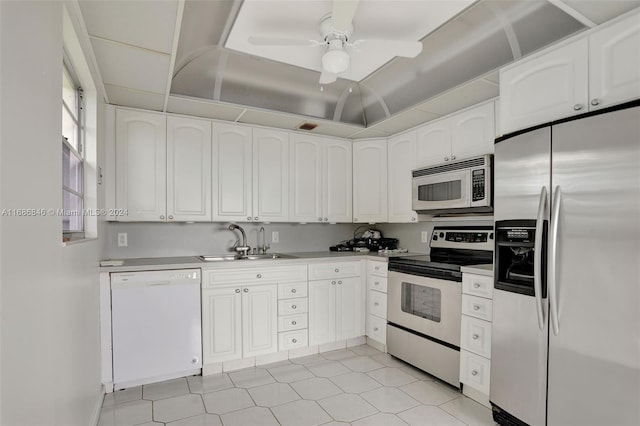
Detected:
left=322, top=48, right=349, bottom=74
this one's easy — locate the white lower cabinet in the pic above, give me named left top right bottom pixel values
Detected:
left=365, top=260, right=388, bottom=348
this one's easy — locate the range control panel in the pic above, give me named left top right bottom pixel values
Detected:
left=431, top=227, right=494, bottom=252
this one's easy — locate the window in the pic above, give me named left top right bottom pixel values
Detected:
left=62, top=58, right=84, bottom=241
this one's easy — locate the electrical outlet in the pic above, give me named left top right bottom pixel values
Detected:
left=271, top=231, right=279, bottom=243
left=421, top=231, right=430, bottom=243
left=117, top=232, right=128, bottom=247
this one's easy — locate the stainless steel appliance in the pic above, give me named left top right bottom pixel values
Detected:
left=491, top=100, right=640, bottom=426
left=412, top=154, right=493, bottom=215
left=387, top=227, right=493, bottom=387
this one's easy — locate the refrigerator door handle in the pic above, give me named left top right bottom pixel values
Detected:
left=549, top=185, right=562, bottom=336
left=534, top=186, right=547, bottom=331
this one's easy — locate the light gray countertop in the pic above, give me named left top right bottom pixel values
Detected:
left=460, top=263, right=494, bottom=276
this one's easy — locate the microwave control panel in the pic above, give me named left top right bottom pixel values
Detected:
left=472, top=169, right=485, bottom=201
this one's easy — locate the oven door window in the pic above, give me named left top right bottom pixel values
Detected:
left=401, top=282, right=441, bottom=322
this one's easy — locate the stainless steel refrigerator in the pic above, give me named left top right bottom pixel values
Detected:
left=490, top=101, right=640, bottom=426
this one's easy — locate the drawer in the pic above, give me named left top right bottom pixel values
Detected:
left=368, top=290, right=387, bottom=319
left=461, top=316, right=492, bottom=359
left=368, top=276, right=388, bottom=293
left=278, top=282, right=307, bottom=299
left=203, top=265, right=307, bottom=287
left=278, top=313, right=307, bottom=332
left=462, top=273, right=493, bottom=299
left=279, top=329, right=308, bottom=350
left=278, top=298, right=308, bottom=315
left=460, top=350, right=490, bottom=395
left=367, top=260, right=388, bottom=278
left=462, top=294, right=493, bottom=322
left=308, top=261, right=361, bottom=280
left=366, top=315, right=386, bottom=344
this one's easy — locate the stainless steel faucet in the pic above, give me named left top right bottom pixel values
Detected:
left=259, top=226, right=270, bottom=255
left=228, top=223, right=250, bottom=257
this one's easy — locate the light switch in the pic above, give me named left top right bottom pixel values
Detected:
left=421, top=231, right=429, bottom=243
left=117, top=232, right=128, bottom=247
left=272, top=231, right=279, bottom=243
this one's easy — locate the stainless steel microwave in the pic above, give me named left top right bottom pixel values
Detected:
left=412, top=154, right=493, bottom=214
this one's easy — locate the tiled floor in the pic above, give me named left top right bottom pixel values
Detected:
left=98, top=345, right=497, bottom=426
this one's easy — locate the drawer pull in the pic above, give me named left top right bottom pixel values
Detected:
left=338, top=280, right=342, bottom=285
left=374, top=266, right=380, bottom=271
left=244, top=288, right=249, bottom=293
left=471, top=370, right=478, bottom=376
left=374, top=327, right=379, bottom=331
left=374, top=281, right=379, bottom=286
left=331, top=280, right=336, bottom=285
left=292, top=321, right=297, bottom=325
left=473, top=305, right=480, bottom=311
left=335, top=268, right=339, bottom=273
left=472, top=334, right=479, bottom=340
left=291, top=305, right=297, bottom=309
left=235, top=288, right=241, bottom=293
left=292, top=339, right=297, bottom=343
left=374, top=302, right=379, bottom=307
left=473, top=283, right=481, bottom=289
left=291, top=288, right=297, bottom=293
left=257, top=274, right=262, bottom=278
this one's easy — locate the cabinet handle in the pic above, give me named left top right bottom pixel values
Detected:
left=374, top=327, right=379, bottom=332
left=411, top=217, right=416, bottom=222
left=291, top=305, right=297, bottom=309
left=247, top=216, right=252, bottom=221
left=471, top=370, right=478, bottom=376
left=591, top=98, right=600, bottom=106
left=573, top=104, right=584, bottom=111
left=291, top=289, right=297, bottom=293
left=254, top=216, right=259, bottom=221
left=374, top=302, right=379, bottom=307
left=168, top=215, right=174, bottom=220
left=292, top=339, right=297, bottom=343
left=338, top=280, right=342, bottom=285
left=292, top=321, right=297, bottom=325
left=473, top=283, right=481, bottom=289
left=444, top=156, right=450, bottom=161
left=335, top=268, right=339, bottom=273
left=235, top=289, right=241, bottom=293
left=160, top=215, right=165, bottom=220
left=374, top=281, right=379, bottom=286
left=256, top=274, right=262, bottom=278
left=332, top=280, right=336, bottom=285
left=244, top=288, right=249, bottom=293
left=472, top=333, right=479, bottom=340
left=473, top=305, right=480, bottom=311
left=374, top=266, right=380, bottom=271
left=451, top=155, right=456, bottom=160
left=319, top=217, right=323, bottom=222
left=192, top=357, right=199, bottom=364
left=325, top=218, right=329, bottom=222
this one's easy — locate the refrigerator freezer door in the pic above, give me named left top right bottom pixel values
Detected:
left=491, top=127, right=550, bottom=426
left=547, top=106, right=640, bottom=426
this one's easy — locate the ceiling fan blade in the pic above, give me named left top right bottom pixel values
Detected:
left=319, top=69, right=338, bottom=84
left=331, top=0, right=359, bottom=32
left=351, top=39, right=423, bottom=58
left=248, top=36, right=322, bottom=47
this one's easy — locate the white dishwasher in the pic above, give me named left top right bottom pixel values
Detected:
left=111, top=269, right=202, bottom=390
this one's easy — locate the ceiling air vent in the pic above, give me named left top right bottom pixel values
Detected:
left=298, top=122, right=318, bottom=131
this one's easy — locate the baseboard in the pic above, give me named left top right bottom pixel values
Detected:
left=90, top=384, right=105, bottom=426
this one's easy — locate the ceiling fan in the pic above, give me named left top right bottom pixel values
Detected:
left=247, top=0, right=423, bottom=85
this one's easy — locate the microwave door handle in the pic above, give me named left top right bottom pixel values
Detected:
left=534, top=186, right=547, bottom=331
left=549, top=186, right=562, bottom=336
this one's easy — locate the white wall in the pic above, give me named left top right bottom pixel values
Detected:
left=0, top=2, right=104, bottom=425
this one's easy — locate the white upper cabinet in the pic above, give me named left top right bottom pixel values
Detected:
left=387, top=131, right=417, bottom=223
left=212, top=123, right=253, bottom=222
left=167, top=116, right=212, bottom=222
left=253, top=129, right=289, bottom=222
left=589, top=11, right=640, bottom=111
left=353, top=139, right=388, bottom=223
left=416, top=101, right=496, bottom=168
left=289, top=134, right=323, bottom=223
left=500, top=38, right=589, bottom=134
left=323, top=138, right=352, bottom=223
left=115, top=109, right=167, bottom=221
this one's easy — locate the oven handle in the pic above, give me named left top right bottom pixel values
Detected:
left=549, top=186, right=561, bottom=336
left=533, top=186, right=547, bottom=331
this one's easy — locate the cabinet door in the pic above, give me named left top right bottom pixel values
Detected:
left=115, top=109, right=166, bottom=221
left=387, top=131, right=417, bottom=223
left=202, top=287, right=242, bottom=364
left=253, top=129, right=289, bottom=222
left=336, top=277, right=364, bottom=341
left=323, top=138, right=352, bottom=223
left=416, top=118, right=451, bottom=167
left=241, top=284, right=278, bottom=358
left=167, top=116, right=212, bottom=222
left=289, top=134, right=323, bottom=223
left=589, top=11, right=640, bottom=111
left=451, top=101, right=495, bottom=159
left=352, top=139, right=387, bottom=223
left=308, top=280, right=336, bottom=345
left=212, top=123, right=252, bottom=221
left=500, top=37, right=588, bottom=134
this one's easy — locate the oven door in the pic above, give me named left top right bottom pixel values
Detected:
left=412, top=169, right=471, bottom=211
left=388, top=271, right=462, bottom=346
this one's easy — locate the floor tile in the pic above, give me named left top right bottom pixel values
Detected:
left=187, top=374, right=233, bottom=394
left=401, top=365, right=437, bottom=381
left=98, top=399, right=152, bottom=426
left=258, top=359, right=292, bottom=369
left=201, top=387, right=254, bottom=414
left=290, top=354, right=325, bottom=365
left=306, top=360, right=351, bottom=378
left=321, top=348, right=358, bottom=361
left=340, top=356, right=385, bottom=372
left=352, top=412, right=410, bottom=426
left=367, top=367, right=417, bottom=387
left=322, top=422, right=350, bottom=426
left=153, top=394, right=205, bottom=423
left=166, top=413, right=222, bottom=426
left=350, top=344, right=383, bottom=356
left=268, top=363, right=313, bottom=383
left=399, top=380, right=460, bottom=406
left=143, top=378, right=190, bottom=401
left=102, top=386, right=142, bottom=407
left=330, top=372, right=382, bottom=394
left=440, top=396, right=496, bottom=426
left=220, top=406, right=279, bottom=426
left=248, top=382, right=300, bottom=407
left=318, top=393, right=378, bottom=422
left=228, top=368, right=275, bottom=388
left=398, top=405, right=466, bottom=426
left=271, top=399, right=332, bottom=426
left=290, top=377, right=343, bottom=400
left=361, top=387, right=420, bottom=413
left=371, top=353, right=407, bottom=368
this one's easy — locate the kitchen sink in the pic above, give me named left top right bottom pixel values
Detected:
left=198, top=253, right=296, bottom=262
